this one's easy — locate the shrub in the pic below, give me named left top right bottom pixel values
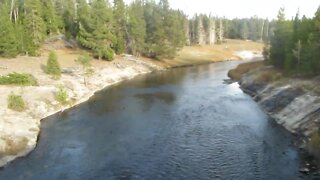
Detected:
left=76, top=53, right=94, bottom=86
left=55, top=85, right=68, bottom=105
left=0, top=72, right=38, bottom=86
left=46, top=51, right=61, bottom=79
left=7, top=93, right=26, bottom=112
left=94, top=47, right=114, bottom=61
left=101, top=48, right=114, bottom=61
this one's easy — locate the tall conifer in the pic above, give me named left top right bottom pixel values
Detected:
left=0, top=3, right=18, bottom=57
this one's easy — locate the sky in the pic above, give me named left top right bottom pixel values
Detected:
left=123, top=0, right=319, bottom=19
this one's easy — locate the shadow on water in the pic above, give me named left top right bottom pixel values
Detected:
left=0, top=61, right=313, bottom=180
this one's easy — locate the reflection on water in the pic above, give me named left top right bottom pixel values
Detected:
left=0, top=61, right=310, bottom=180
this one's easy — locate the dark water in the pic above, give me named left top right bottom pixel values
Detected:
left=0, top=61, right=309, bottom=180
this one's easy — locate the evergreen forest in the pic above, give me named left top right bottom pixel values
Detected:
left=0, top=0, right=319, bottom=74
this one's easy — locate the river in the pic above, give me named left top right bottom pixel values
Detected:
left=0, top=61, right=309, bottom=179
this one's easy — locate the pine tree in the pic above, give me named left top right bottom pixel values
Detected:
left=270, top=8, right=292, bottom=69
left=55, top=0, right=78, bottom=38
left=113, top=0, right=127, bottom=54
left=0, top=3, right=19, bottom=57
left=127, top=0, right=146, bottom=55
left=76, top=53, right=93, bottom=86
left=144, top=0, right=162, bottom=58
left=143, top=0, right=186, bottom=59
left=169, top=11, right=187, bottom=49
left=152, top=0, right=173, bottom=59
left=310, top=6, right=320, bottom=74
left=293, top=11, right=300, bottom=43
left=46, top=51, right=61, bottom=79
left=192, top=15, right=200, bottom=43
left=77, top=0, right=115, bottom=60
left=23, top=0, right=46, bottom=56
left=41, top=0, right=59, bottom=35
left=240, top=21, right=249, bottom=40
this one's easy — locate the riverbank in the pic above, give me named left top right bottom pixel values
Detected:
left=0, top=55, right=165, bottom=167
left=0, top=39, right=262, bottom=167
left=228, top=61, right=320, bottom=173
left=229, top=61, right=320, bottom=136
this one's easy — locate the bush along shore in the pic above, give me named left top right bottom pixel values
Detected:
left=229, top=61, right=320, bottom=176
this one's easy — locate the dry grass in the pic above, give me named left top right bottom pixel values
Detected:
left=228, top=60, right=283, bottom=82
left=154, top=39, right=263, bottom=68
left=221, top=39, right=263, bottom=51
left=228, top=61, right=265, bottom=80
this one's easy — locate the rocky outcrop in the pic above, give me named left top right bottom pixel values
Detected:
left=238, top=66, right=320, bottom=137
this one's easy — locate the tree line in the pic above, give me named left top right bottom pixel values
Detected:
left=0, top=0, right=276, bottom=61
left=225, top=17, right=272, bottom=42
left=0, top=0, right=187, bottom=60
left=186, top=14, right=272, bottom=45
left=266, top=7, right=320, bottom=75
left=2, top=0, right=318, bottom=70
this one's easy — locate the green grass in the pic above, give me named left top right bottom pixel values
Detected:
left=7, top=93, right=26, bottom=112
left=0, top=72, right=38, bottom=86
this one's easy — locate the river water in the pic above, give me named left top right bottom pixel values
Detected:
left=0, top=61, right=309, bottom=179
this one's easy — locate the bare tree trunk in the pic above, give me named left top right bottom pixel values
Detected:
left=260, top=20, right=265, bottom=42
left=10, top=0, right=15, bottom=21
left=217, top=19, right=224, bottom=43
left=197, top=17, right=206, bottom=45
left=208, top=17, right=216, bottom=45
left=14, top=8, right=18, bottom=23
